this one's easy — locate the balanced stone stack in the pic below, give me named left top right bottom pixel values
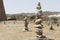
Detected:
left=35, top=2, right=46, bottom=40
left=24, top=16, right=29, bottom=31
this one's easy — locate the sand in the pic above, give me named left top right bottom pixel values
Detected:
left=0, top=21, right=60, bottom=40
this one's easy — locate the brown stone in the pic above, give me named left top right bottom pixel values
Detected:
left=0, top=0, right=7, bottom=21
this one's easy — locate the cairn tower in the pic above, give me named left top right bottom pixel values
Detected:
left=0, top=0, right=7, bottom=21
left=35, top=2, right=46, bottom=40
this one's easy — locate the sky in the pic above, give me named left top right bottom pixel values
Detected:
left=3, top=0, right=60, bottom=14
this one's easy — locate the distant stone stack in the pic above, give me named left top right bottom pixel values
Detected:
left=0, top=0, right=7, bottom=21
left=35, top=2, right=46, bottom=40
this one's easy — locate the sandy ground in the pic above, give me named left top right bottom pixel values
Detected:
left=0, top=20, right=60, bottom=40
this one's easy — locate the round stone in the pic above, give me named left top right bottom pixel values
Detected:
left=35, top=19, right=42, bottom=24
left=36, top=29, right=43, bottom=35
left=35, top=24, right=43, bottom=29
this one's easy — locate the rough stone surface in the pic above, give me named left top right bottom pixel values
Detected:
left=0, top=0, right=7, bottom=21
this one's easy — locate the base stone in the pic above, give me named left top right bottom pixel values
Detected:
left=30, top=36, right=54, bottom=40
left=31, top=38, right=54, bottom=40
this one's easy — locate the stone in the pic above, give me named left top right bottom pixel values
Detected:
left=35, top=24, right=43, bottom=29
left=35, top=19, right=42, bottom=24
left=36, top=29, right=43, bottom=35
left=0, top=0, right=7, bottom=21
left=57, top=23, right=59, bottom=26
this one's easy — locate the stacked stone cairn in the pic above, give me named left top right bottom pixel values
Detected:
left=35, top=2, right=47, bottom=40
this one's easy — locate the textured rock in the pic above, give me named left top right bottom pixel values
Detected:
left=0, top=0, right=7, bottom=21
left=35, top=24, right=43, bottom=29
left=35, top=19, right=42, bottom=24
